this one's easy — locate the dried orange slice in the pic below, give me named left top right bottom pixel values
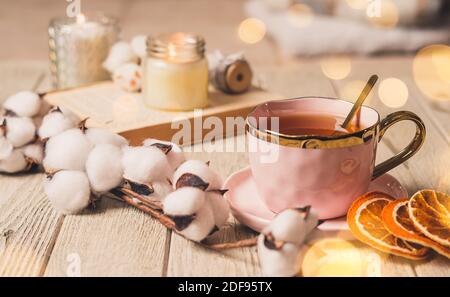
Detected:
left=347, top=191, right=429, bottom=260
left=408, top=189, right=450, bottom=247
left=382, top=199, right=450, bottom=259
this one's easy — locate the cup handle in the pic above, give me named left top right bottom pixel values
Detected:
left=372, top=111, right=426, bottom=180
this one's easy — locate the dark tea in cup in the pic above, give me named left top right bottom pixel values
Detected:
left=276, top=113, right=361, bottom=136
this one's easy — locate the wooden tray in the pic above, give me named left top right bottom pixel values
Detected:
left=43, top=82, right=281, bottom=145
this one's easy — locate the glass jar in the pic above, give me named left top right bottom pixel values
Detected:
left=143, top=32, right=209, bottom=111
left=48, top=14, right=119, bottom=89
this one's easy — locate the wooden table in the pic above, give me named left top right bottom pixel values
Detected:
left=0, top=57, right=449, bottom=276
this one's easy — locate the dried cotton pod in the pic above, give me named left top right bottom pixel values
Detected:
left=206, top=192, right=230, bottom=228
left=85, top=144, right=124, bottom=192
left=178, top=202, right=215, bottom=242
left=3, top=91, right=41, bottom=117
left=85, top=127, right=128, bottom=147
left=173, top=160, right=223, bottom=190
left=257, top=233, right=302, bottom=277
left=122, top=146, right=171, bottom=184
left=4, top=116, right=36, bottom=147
left=270, top=208, right=311, bottom=245
left=150, top=181, right=173, bottom=200
left=38, top=108, right=77, bottom=139
left=103, top=41, right=138, bottom=73
left=43, top=128, right=93, bottom=171
left=0, top=149, right=28, bottom=173
left=112, top=63, right=142, bottom=92
left=143, top=138, right=185, bottom=171
left=44, top=170, right=91, bottom=214
left=163, top=187, right=206, bottom=216
left=257, top=207, right=319, bottom=277
left=130, top=35, right=147, bottom=58
left=21, top=142, right=44, bottom=164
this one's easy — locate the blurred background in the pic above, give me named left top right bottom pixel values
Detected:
left=1, top=0, right=448, bottom=59
left=1, top=0, right=449, bottom=105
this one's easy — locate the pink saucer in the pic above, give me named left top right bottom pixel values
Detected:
left=224, top=167, right=408, bottom=233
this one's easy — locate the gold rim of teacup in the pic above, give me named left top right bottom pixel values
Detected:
left=246, top=97, right=381, bottom=149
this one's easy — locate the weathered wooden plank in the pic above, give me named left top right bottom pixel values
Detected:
left=44, top=198, right=169, bottom=276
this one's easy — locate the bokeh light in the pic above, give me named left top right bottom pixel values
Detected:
left=287, top=3, right=314, bottom=28
left=413, top=44, right=450, bottom=102
left=367, top=0, right=399, bottom=29
left=341, top=80, right=374, bottom=103
left=301, top=238, right=366, bottom=277
left=238, top=18, right=266, bottom=44
left=345, top=0, right=367, bottom=10
left=320, top=55, right=352, bottom=80
left=378, top=78, right=409, bottom=108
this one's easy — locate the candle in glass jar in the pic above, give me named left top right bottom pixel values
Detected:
left=48, top=14, right=119, bottom=89
left=143, top=32, right=208, bottom=111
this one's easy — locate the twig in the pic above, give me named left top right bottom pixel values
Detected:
left=119, top=187, right=163, bottom=210
left=109, top=188, right=258, bottom=250
left=110, top=189, right=174, bottom=229
left=205, top=237, right=258, bottom=250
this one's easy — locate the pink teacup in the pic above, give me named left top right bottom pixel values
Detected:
left=246, top=97, right=426, bottom=219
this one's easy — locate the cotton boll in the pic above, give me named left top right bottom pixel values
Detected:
left=112, top=63, right=142, bottom=92
left=103, top=41, right=138, bottom=73
left=43, top=128, right=93, bottom=171
left=206, top=192, right=230, bottom=228
left=38, top=110, right=76, bottom=139
left=44, top=170, right=91, bottom=214
left=86, top=144, right=123, bottom=192
left=163, top=187, right=206, bottom=216
left=3, top=91, right=41, bottom=117
left=178, top=202, right=215, bottom=242
left=270, top=209, right=309, bottom=245
left=21, top=142, right=44, bottom=164
left=85, top=128, right=128, bottom=147
left=0, top=149, right=28, bottom=173
left=150, top=181, right=173, bottom=200
left=173, top=160, right=223, bottom=190
left=143, top=138, right=185, bottom=170
left=257, top=233, right=302, bottom=277
left=0, top=136, right=13, bottom=159
left=58, top=106, right=80, bottom=125
left=122, top=146, right=171, bottom=183
left=5, top=117, right=36, bottom=147
left=35, top=100, right=52, bottom=118
left=131, top=35, right=147, bottom=58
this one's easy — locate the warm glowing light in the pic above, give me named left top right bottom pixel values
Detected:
left=301, top=238, right=367, bottom=277
left=413, top=44, right=450, bottom=102
left=367, top=0, right=399, bottom=28
left=168, top=43, right=177, bottom=59
left=341, top=80, right=374, bottom=103
left=287, top=4, right=314, bottom=28
left=378, top=78, right=409, bottom=108
left=238, top=18, right=266, bottom=44
left=345, top=0, right=367, bottom=10
left=432, top=45, right=450, bottom=84
left=76, top=13, right=86, bottom=24
left=320, top=56, right=352, bottom=80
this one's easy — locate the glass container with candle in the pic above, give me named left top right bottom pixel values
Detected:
left=48, top=14, right=119, bottom=89
left=143, top=32, right=208, bottom=111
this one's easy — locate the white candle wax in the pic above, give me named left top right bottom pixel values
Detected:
left=143, top=57, right=208, bottom=111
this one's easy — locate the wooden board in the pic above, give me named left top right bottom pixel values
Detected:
left=43, top=82, right=281, bottom=145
